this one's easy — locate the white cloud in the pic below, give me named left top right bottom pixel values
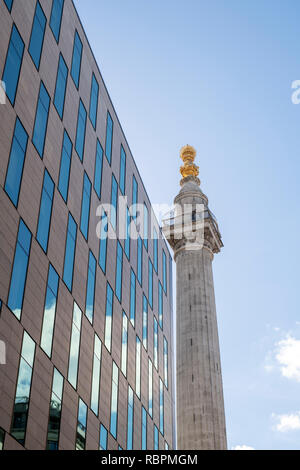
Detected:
left=275, top=336, right=300, bottom=382
left=231, top=445, right=255, bottom=450
left=272, top=412, right=300, bottom=432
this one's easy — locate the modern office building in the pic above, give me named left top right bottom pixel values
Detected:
left=0, top=0, right=175, bottom=450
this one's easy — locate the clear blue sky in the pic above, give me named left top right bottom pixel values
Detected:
left=74, top=0, right=300, bottom=450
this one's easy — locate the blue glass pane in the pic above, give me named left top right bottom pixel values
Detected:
left=158, top=282, right=163, bottom=328
left=94, top=140, right=103, bottom=199
left=58, top=131, right=72, bottom=202
left=160, top=379, right=164, bottom=435
left=142, top=407, right=147, bottom=450
left=63, top=214, right=77, bottom=292
left=40, top=265, right=59, bottom=357
left=143, top=204, right=148, bottom=250
left=137, top=237, right=142, bottom=285
left=99, top=425, right=107, bottom=450
left=7, top=220, right=31, bottom=320
left=32, top=82, right=50, bottom=158
left=2, top=25, right=24, bottom=105
left=104, top=284, right=113, bottom=351
left=105, top=111, right=113, bottom=164
left=115, top=242, right=123, bottom=302
left=132, top=175, right=138, bottom=219
left=163, top=250, right=167, bottom=293
left=37, top=170, right=54, bottom=253
left=142, top=295, right=148, bottom=349
left=148, top=260, right=153, bottom=309
left=3, top=0, right=13, bottom=12
left=111, top=175, right=118, bottom=231
left=85, top=251, right=96, bottom=324
left=130, top=269, right=136, bottom=326
left=50, top=0, right=64, bottom=42
left=28, top=2, right=46, bottom=70
left=153, top=229, right=158, bottom=273
left=80, top=173, right=91, bottom=240
left=75, top=100, right=87, bottom=161
left=89, top=73, right=99, bottom=129
left=54, top=54, right=68, bottom=119
left=110, top=363, right=118, bottom=439
left=154, top=318, right=158, bottom=369
left=5, top=118, right=28, bottom=207
left=154, top=426, right=159, bottom=450
left=124, top=208, right=130, bottom=260
left=99, top=212, right=108, bottom=273
left=119, top=145, right=126, bottom=195
left=71, top=31, right=82, bottom=88
left=68, top=304, right=81, bottom=389
left=127, top=388, right=133, bottom=450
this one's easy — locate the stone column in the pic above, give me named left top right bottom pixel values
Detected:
left=163, top=146, right=227, bottom=450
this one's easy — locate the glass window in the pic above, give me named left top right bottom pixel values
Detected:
left=158, top=281, right=163, bottom=329
left=89, top=73, right=99, bottom=129
left=132, top=175, right=138, bottom=220
left=0, top=427, right=5, bottom=450
left=154, top=425, right=159, bottom=450
left=119, top=145, right=126, bottom=195
left=154, top=317, right=158, bottom=370
left=50, top=0, right=64, bottom=42
left=58, top=130, right=72, bottom=203
left=160, top=379, right=164, bottom=436
left=47, top=368, right=64, bottom=450
left=28, top=1, right=46, bottom=70
left=135, top=336, right=141, bottom=399
left=99, top=210, right=108, bottom=274
left=124, top=207, right=130, bottom=260
left=99, top=424, right=107, bottom=450
left=75, top=99, right=87, bottom=162
left=163, top=250, right=167, bottom=294
left=37, top=169, right=54, bottom=253
left=76, top=399, right=87, bottom=450
left=40, top=264, right=59, bottom=358
left=129, top=269, right=136, bottom=327
left=148, top=359, right=153, bottom=418
left=7, top=219, right=32, bottom=320
left=111, top=174, right=118, bottom=231
left=115, top=242, right=123, bottom=303
left=32, top=81, right=50, bottom=158
left=153, top=228, right=158, bottom=273
left=94, top=140, right=103, bottom=199
left=143, top=203, right=148, bottom=250
left=121, top=312, right=128, bottom=377
left=63, top=213, right=77, bottom=292
left=80, top=172, right=91, bottom=240
left=110, top=362, right=119, bottom=439
left=169, top=254, right=173, bottom=310
left=104, top=283, right=113, bottom=352
left=2, top=24, right=24, bottom=105
left=165, top=442, right=169, bottom=450
left=91, top=335, right=102, bottom=416
left=11, top=332, right=35, bottom=445
left=105, top=111, right=113, bottom=164
left=148, top=259, right=153, bottom=309
left=85, top=250, right=96, bottom=324
left=142, top=295, right=148, bottom=350
left=127, top=386, right=134, bottom=450
left=142, top=407, right=147, bottom=451
left=3, top=0, right=13, bottom=12
left=68, top=302, right=82, bottom=389
left=163, top=337, right=168, bottom=389
left=137, top=237, right=142, bottom=286
left=54, top=53, right=68, bottom=119
left=71, top=31, right=82, bottom=88
left=4, top=117, right=28, bottom=207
